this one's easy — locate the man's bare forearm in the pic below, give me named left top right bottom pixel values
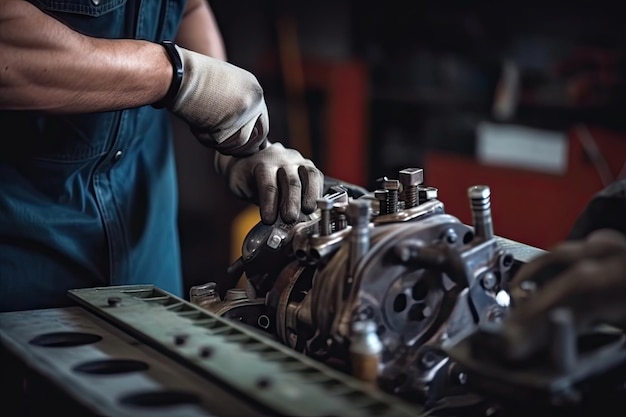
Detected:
left=0, top=0, right=172, bottom=113
left=175, top=0, right=226, bottom=60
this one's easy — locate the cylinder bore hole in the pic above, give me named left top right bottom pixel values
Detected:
left=73, top=359, right=149, bottom=375
left=408, top=303, right=431, bottom=321
left=411, top=281, right=428, bottom=301
left=119, top=390, right=201, bottom=408
left=29, top=332, right=102, bottom=348
left=393, top=293, right=407, bottom=312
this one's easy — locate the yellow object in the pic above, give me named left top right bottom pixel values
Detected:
left=231, top=205, right=261, bottom=289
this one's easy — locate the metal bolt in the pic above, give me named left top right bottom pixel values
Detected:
left=347, top=199, right=371, bottom=277
left=481, top=272, right=498, bottom=290
left=374, top=189, right=388, bottom=215
left=383, top=179, right=400, bottom=214
left=399, top=168, right=423, bottom=209
left=267, top=233, right=282, bottom=249
left=336, top=213, right=347, bottom=231
left=444, top=228, right=458, bottom=244
left=468, top=185, right=494, bottom=240
left=334, top=202, right=348, bottom=231
left=317, top=198, right=334, bottom=236
left=418, top=186, right=438, bottom=204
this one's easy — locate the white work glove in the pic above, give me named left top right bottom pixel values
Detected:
left=215, top=142, right=324, bottom=225
left=166, top=44, right=269, bottom=156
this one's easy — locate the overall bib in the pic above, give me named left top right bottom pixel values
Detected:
left=0, top=0, right=187, bottom=311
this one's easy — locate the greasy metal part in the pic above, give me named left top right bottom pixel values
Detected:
left=347, top=199, right=372, bottom=278
left=190, top=282, right=221, bottom=309
left=418, top=186, right=439, bottom=204
left=199, top=166, right=550, bottom=410
left=335, top=203, right=349, bottom=231
left=317, top=198, right=333, bottom=236
left=399, top=168, right=423, bottom=209
left=375, top=189, right=389, bottom=215
left=373, top=199, right=445, bottom=225
left=308, top=227, right=352, bottom=263
left=350, top=320, right=383, bottom=385
left=67, top=285, right=422, bottom=417
left=468, top=185, right=494, bottom=241
left=0, top=307, right=265, bottom=417
left=383, top=179, right=401, bottom=214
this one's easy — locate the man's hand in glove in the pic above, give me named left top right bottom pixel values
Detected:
left=154, top=43, right=323, bottom=224
left=489, top=228, right=626, bottom=361
left=215, top=142, right=324, bottom=225
left=156, top=43, right=269, bottom=156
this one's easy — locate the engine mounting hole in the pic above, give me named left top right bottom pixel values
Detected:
left=463, top=231, right=474, bottom=244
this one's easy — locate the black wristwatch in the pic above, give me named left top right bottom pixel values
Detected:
left=152, top=41, right=184, bottom=109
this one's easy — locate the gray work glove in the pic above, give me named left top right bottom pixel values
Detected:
left=491, top=228, right=626, bottom=361
left=215, top=142, right=324, bottom=225
left=168, top=45, right=269, bottom=156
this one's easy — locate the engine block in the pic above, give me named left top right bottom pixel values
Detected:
left=190, top=167, right=541, bottom=405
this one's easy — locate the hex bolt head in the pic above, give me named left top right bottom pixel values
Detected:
left=468, top=185, right=491, bottom=200
left=418, top=186, right=438, bottom=202
left=374, top=189, right=388, bottom=201
left=383, top=179, right=401, bottom=191
left=481, top=272, right=498, bottom=290
left=267, top=234, right=283, bottom=249
left=398, top=168, right=424, bottom=187
left=316, top=198, right=334, bottom=211
left=444, top=228, right=458, bottom=244
left=374, top=189, right=388, bottom=214
left=346, top=199, right=371, bottom=225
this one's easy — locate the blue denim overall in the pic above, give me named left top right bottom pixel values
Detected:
left=0, top=0, right=187, bottom=311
